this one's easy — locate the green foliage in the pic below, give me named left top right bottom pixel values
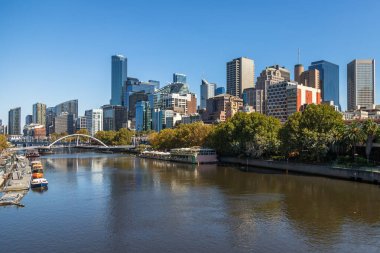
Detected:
left=342, top=121, right=366, bottom=157
left=0, top=135, right=8, bottom=151
left=279, top=104, right=344, bottom=162
left=95, top=128, right=133, bottom=146
left=149, top=122, right=213, bottom=150
left=208, top=112, right=281, bottom=158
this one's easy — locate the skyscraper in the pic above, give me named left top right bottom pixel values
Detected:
left=111, top=55, right=128, bottom=105
left=309, top=60, right=340, bottom=108
left=33, top=102, right=46, bottom=125
left=347, top=59, right=375, bottom=110
left=200, top=79, right=216, bottom=110
left=135, top=101, right=152, bottom=131
left=8, top=107, right=21, bottom=135
left=55, top=99, right=78, bottom=118
left=25, top=115, right=33, bottom=125
left=85, top=109, right=103, bottom=136
left=226, top=57, right=254, bottom=98
left=173, top=73, right=187, bottom=84
left=215, top=87, right=225, bottom=96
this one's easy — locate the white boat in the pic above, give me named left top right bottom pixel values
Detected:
left=31, top=178, right=48, bottom=188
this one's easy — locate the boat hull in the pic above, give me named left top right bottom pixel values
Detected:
left=31, top=182, right=48, bottom=188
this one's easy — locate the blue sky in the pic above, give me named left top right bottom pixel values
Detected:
left=0, top=0, right=379, bottom=125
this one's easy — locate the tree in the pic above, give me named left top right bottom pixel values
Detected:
left=0, top=135, right=8, bottom=152
left=361, top=119, right=379, bottom=161
left=208, top=112, right=281, bottom=158
left=279, top=104, right=344, bottom=162
left=114, top=128, right=133, bottom=145
left=95, top=130, right=117, bottom=145
left=343, top=121, right=366, bottom=159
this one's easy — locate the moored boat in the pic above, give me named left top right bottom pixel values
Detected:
left=31, top=178, right=48, bottom=188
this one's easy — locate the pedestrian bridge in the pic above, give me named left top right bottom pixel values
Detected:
left=48, top=134, right=109, bottom=148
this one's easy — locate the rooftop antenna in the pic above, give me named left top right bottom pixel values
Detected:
left=298, top=48, right=300, bottom=64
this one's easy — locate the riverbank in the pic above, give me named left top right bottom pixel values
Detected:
left=220, top=157, right=380, bottom=184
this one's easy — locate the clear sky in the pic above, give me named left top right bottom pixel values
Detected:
left=1, top=0, right=379, bottom=125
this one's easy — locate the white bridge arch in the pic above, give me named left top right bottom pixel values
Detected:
left=48, top=134, right=109, bottom=148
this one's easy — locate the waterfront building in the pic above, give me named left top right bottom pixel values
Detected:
left=111, top=55, right=128, bottom=105
left=128, top=91, right=149, bottom=119
left=200, top=79, right=216, bottom=110
left=85, top=109, right=103, bottom=136
left=173, top=73, right=187, bottom=84
left=309, top=60, right=340, bottom=108
left=23, top=124, right=46, bottom=139
left=75, top=116, right=87, bottom=131
left=347, top=59, right=376, bottom=110
left=242, top=88, right=264, bottom=114
left=166, top=112, right=183, bottom=128
left=55, top=99, right=78, bottom=118
left=45, top=107, right=56, bottom=136
left=25, top=115, right=33, bottom=125
left=8, top=107, right=21, bottom=135
left=202, top=94, right=243, bottom=123
left=155, top=93, right=196, bottom=114
left=102, top=105, right=128, bottom=131
left=226, top=57, right=254, bottom=98
left=266, top=81, right=321, bottom=122
left=135, top=101, right=152, bottom=131
left=32, top=102, right=46, bottom=125
left=215, top=87, right=225, bottom=96
left=54, top=112, right=75, bottom=134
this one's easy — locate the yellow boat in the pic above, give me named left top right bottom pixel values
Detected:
left=31, top=161, right=44, bottom=179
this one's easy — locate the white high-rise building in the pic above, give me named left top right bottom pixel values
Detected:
left=347, top=59, right=376, bottom=110
left=200, top=79, right=216, bottom=110
left=85, top=109, right=103, bottom=136
left=226, top=57, right=254, bottom=98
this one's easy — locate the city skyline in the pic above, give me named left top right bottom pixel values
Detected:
left=1, top=0, right=380, bottom=123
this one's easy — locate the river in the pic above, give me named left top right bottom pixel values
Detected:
left=2, top=152, right=380, bottom=253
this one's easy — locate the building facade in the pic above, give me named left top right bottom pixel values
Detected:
left=25, top=115, right=33, bottom=125
left=202, top=94, right=243, bottom=123
left=309, top=60, right=340, bottom=108
left=85, top=109, right=103, bottom=136
left=102, top=105, right=128, bottom=131
left=200, top=79, right=216, bottom=110
left=135, top=101, right=152, bottom=132
left=226, top=57, right=254, bottom=98
left=32, top=102, right=46, bottom=126
left=173, top=73, right=187, bottom=84
left=266, top=82, right=321, bottom=122
left=54, top=112, right=75, bottom=135
left=242, top=88, right=264, bottom=114
left=215, top=87, right=225, bottom=96
left=111, top=55, right=128, bottom=105
left=8, top=107, right=21, bottom=135
left=55, top=99, right=78, bottom=118
left=347, top=59, right=375, bottom=110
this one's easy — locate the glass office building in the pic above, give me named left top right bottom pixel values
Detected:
left=173, top=73, right=187, bottom=84
left=8, top=107, right=21, bottom=135
left=309, top=60, right=340, bottom=109
left=111, top=55, right=128, bottom=105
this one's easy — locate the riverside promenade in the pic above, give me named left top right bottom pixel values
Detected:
left=220, top=157, right=380, bottom=184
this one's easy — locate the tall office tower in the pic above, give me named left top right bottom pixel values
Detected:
left=32, top=102, right=46, bottom=125
left=309, top=60, right=340, bottom=108
left=102, top=105, right=128, bottom=131
left=45, top=107, right=56, bottom=136
left=226, top=57, right=254, bottom=97
left=173, top=73, right=187, bottom=84
left=111, top=55, right=128, bottom=105
left=54, top=112, right=75, bottom=135
left=25, top=115, right=33, bottom=125
left=294, top=64, right=304, bottom=84
left=200, top=79, right=216, bottom=110
left=347, top=59, right=375, bottom=110
left=8, top=107, right=21, bottom=135
left=215, top=87, right=225, bottom=96
left=135, top=101, right=152, bottom=131
left=85, top=109, right=103, bottom=136
left=55, top=99, right=78, bottom=118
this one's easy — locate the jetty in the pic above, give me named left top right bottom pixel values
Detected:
left=0, top=154, right=31, bottom=207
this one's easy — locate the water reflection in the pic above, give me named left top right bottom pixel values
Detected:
left=30, top=153, right=380, bottom=253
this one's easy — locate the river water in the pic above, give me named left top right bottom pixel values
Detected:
left=2, top=152, right=380, bottom=253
